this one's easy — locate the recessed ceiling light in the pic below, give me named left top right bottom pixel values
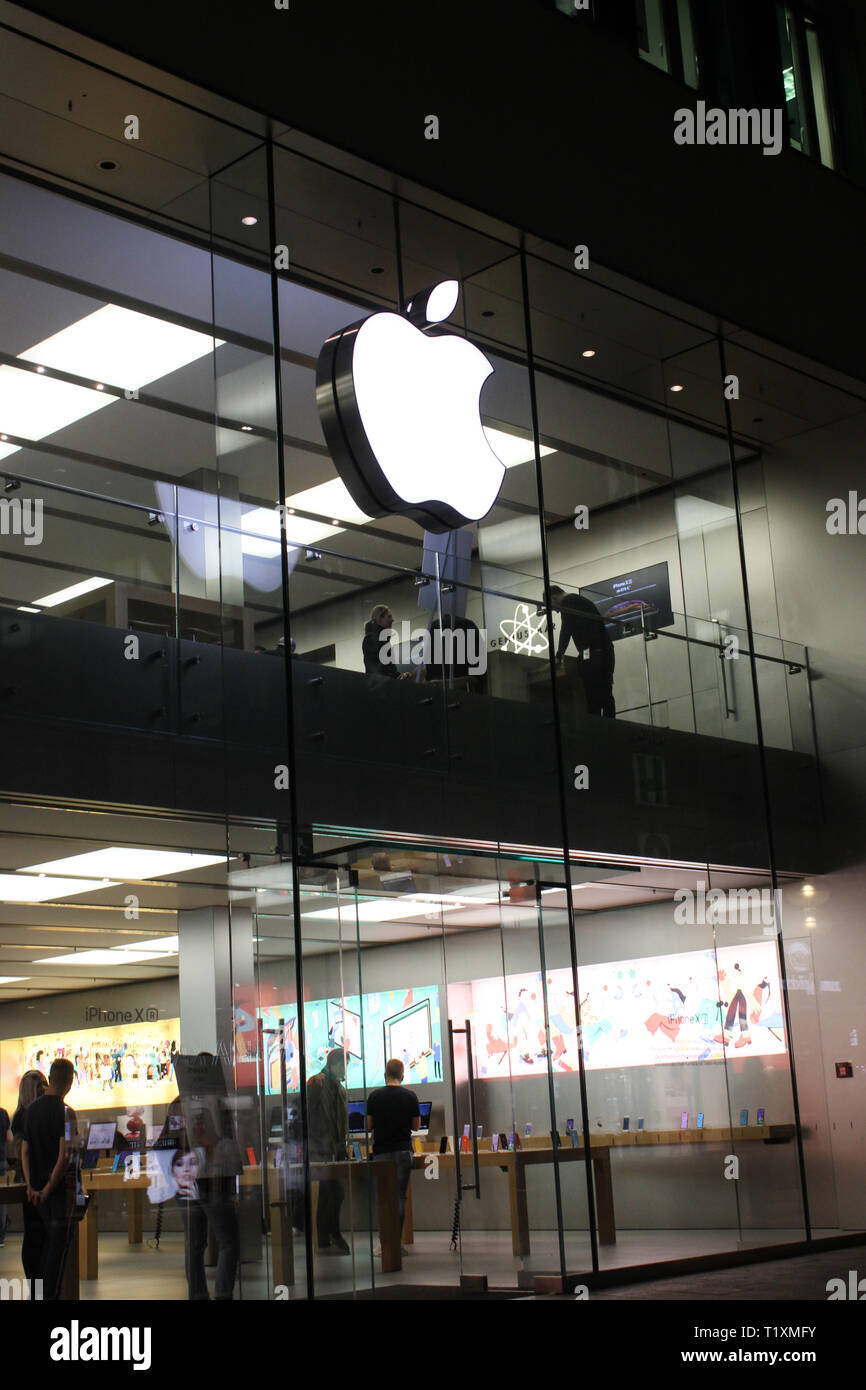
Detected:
left=241, top=216, right=258, bottom=226
left=22, top=848, right=226, bottom=880
left=32, top=577, right=113, bottom=608
left=17, top=606, right=41, bottom=613
left=241, top=424, right=252, bottom=431
left=581, top=349, right=596, bottom=358
left=481, top=310, right=495, bottom=318
left=0, top=434, right=7, bottom=441
left=801, top=883, right=814, bottom=897
left=670, top=383, right=684, bottom=392
left=0, top=305, right=223, bottom=465
left=97, top=159, right=118, bottom=172
left=0, top=874, right=119, bottom=903
left=95, top=383, right=105, bottom=391
left=805, top=916, right=816, bottom=928
left=370, top=266, right=385, bottom=275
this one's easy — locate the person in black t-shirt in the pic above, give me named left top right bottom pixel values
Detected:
left=366, top=1059, right=420, bottom=1257
left=549, top=585, right=616, bottom=718
left=20, top=1056, right=78, bottom=1300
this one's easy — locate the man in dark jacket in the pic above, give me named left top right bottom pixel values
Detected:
left=307, top=1049, right=350, bottom=1252
left=549, top=585, right=615, bottom=717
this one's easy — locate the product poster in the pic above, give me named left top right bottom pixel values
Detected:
left=250, top=985, right=442, bottom=1092
left=0, top=1017, right=180, bottom=1112
left=456, top=940, right=786, bottom=1078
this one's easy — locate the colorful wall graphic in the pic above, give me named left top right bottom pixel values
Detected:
left=0, top=1017, right=180, bottom=1112
left=235, top=986, right=442, bottom=1093
left=458, top=940, right=786, bottom=1078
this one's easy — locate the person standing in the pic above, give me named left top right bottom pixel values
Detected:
left=11, top=1069, right=48, bottom=1277
left=307, top=1049, right=350, bottom=1253
left=20, top=1057, right=78, bottom=1299
left=0, top=1102, right=9, bottom=1247
left=548, top=585, right=615, bottom=717
left=366, top=1059, right=420, bottom=1258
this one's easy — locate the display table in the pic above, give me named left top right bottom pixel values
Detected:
left=406, top=1144, right=615, bottom=1253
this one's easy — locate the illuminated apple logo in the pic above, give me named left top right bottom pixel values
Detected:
left=316, top=280, right=506, bottom=533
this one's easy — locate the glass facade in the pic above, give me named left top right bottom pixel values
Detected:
left=0, top=18, right=864, bottom=1304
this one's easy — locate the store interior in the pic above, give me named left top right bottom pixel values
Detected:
left=0, top=802, right=840, bottom=1298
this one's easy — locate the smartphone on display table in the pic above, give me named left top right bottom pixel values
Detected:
left=697, top=1113, right=704, bottom=1129
left=680, top=1112, right=689, bottom=1129
left=757, top=1108, right=765, bottom=1125
left=637, top=1118, right=644, bottom=1131
left=491, top=1133, right=499, bottom=1152
left=740, top=1109, right=749, bottom=1126
left=566, top=1118, right=574, bottom=1132
left=524, top=1123, right=532, bottom=1137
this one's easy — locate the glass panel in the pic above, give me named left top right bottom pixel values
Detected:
left=677, top=0, right=701, bottom=89
left=636, top=0, right=671, bottom=74
left=778, top=5, right=811, bottom=154
left=805, top=22, right=836, bottom=169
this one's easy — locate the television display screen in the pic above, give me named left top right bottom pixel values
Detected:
left=454, top=939, right=785, bottom=1077
left=582, top=561, right=673, bottom=640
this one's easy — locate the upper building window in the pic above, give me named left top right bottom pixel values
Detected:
left=635, top=0, right=701, bottom=89
left=777, top=5, right=836, bottom=168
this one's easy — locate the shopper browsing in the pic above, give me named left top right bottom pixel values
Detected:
left=307, top=1048, right=350, bottom=1253
left=366, top=1059, right=420, bottom=1257
left=19, top=1057, right=78, bottom=1299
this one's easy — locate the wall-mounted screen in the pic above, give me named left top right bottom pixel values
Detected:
left=454, top=940, right=785, bottom=1078
left=0, top=1016, right=180, bottom=1112
left=252, top=985, right=442, bottom=1092
left=384, top=999, right=433, bottom=1071
left=582, top=560, right=673, bottom=639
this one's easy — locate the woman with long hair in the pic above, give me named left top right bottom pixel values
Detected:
left=10, top=1069, right=48, bottom=1280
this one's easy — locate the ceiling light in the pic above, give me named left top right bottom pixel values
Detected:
left=32, top=577, right=113, bottom=608
left=0, top=874, right=119, bottom=903
left=22, top=848, right=226, bottom=879
left=241, top=424, right=252, bottom=431
left=33, top=949, right=161, bottom=967
left=801, top=883, right=815, bottom=897
left=669, top=383, right=684, bottom=392
left=581, top=349, right=596, bottom=358
left=805, top=916, right=816, bottom=929
left=482, top=428, right=556, bottom=469
left=0, top=976, right=30, bottom=984
left=241, top=216, right=258, bottom=226
left=95, top=383, right=105, bottom=391
left=0, top=305, right=222, bottom=464
left=17, top=606, right=41, bottom=613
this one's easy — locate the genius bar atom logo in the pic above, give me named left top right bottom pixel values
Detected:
left=315, top=281, right=506, bottom=533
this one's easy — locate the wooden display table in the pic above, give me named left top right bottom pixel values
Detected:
left=407, top=1143, right=616, bottom=1252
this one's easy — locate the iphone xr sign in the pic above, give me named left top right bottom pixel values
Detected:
left=316, top=281, right=506, bottom=533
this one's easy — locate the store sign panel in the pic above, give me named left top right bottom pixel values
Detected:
left=316, top=280, right=506, bottom=533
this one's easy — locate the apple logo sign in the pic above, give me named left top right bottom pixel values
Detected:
left=316, top=280, right=506, bottom=533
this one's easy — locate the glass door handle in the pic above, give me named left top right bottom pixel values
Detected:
left=465, top=1019, right=482, bottom=1200
left=447, top=1018, right=481, bottom=1198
